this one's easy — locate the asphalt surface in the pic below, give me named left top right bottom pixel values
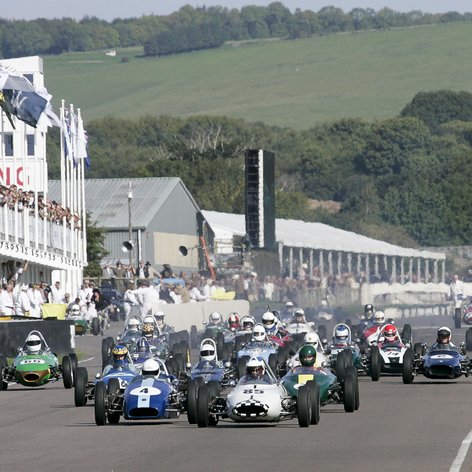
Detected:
left=2, top=315, right=472, bottom=472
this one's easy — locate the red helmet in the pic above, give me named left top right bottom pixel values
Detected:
left=228, top=313, right=240, bottom=330
left=384, top=324, right=397, bottom=343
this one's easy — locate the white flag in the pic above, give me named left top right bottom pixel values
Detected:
left=76, top=113, right=88, bottom=159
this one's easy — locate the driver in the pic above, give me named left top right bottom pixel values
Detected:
left=290, top=308, right=306, bottom=324
left=242, top=357, right=271, bottom=383
left=298, top=344, right=317, bottom=370
left=261, top=311, right=286, bottom=339
left=241, top=316, right=256, bottom=332
left=432, top=327, right=457, bottom=350
left=102, top=344, right=136, bottom=375
left=380, top=324, right=400, bottom=345
left=24, top=333, right=45, bottom=354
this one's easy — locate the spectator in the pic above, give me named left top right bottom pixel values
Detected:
left=49, top=281, right=65, bottom=304
left=0, top=282, right=15, bottom=317
left=15, top=284, right=32, bottom=318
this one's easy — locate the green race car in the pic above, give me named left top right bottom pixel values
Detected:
left=0, top=330, right=76, bottom=389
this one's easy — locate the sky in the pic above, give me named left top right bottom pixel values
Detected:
left=3, top=1, right=472, bottom=21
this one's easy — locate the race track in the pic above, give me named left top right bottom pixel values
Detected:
left=2, top=315, right=472, bottom=472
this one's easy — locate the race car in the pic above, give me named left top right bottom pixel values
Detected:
left=0, top=330, right=76, bottom=389
left=94, top=358, right=185, bottom=425
left=191, top=357, right=320, bottom=428
left=402, top=337, right=472, bottom=384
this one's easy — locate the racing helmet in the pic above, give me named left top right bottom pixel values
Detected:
left=299, top=344, right=317, bottom=367
left=112, top=345, right=128, bottom=364
left=246, top=357, right=265, bottom=379
left=334, top=324, right=350, bottom=345
left=241, top=316, right=256, bottom=331
left=437, top=326, right=451, bottom=344
left=127, top=318, right=140, bottom=330
left=209, top=311, right=222, bottom=325
left=261, top=311, right=276, bottom=331
left=155, top=311, right=165, bottom=327
left=373, top=311, right=385, bottom=325
left=384, top=324, right=397, bottom=343
left=252, top=323, right=266, bottom=342
left=294, top=308, right=305, bottom=323
left=137, top=337, right=150, bottom=353
left=228, top=312, right=240, bottom=330
left=142, top=323, right=155, bottom=339
left=143, top=315, right=156, bottom=326
left=304, top=332, right=319, bottom=349
left=70, top=304, right=80, bottom=316
left=26, top=333, right=42, bottom=353
left=364, top=304, right=374, bottom=318
left=200, top=341, right=216, bottom=361
left=285, top=301, right=294, bottom=311
left=142, top=358, right=160, bottom=377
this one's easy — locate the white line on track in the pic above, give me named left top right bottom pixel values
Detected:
left=78, top=357, right=95, bottom=364
left=450, top=429, right=472, bottom=471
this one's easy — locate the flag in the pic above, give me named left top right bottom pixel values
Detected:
left=0, top=89, right=47, bottom=128
left=77, top=112, right=91, bottom=170
left=62, top=110, right=73, bottom=161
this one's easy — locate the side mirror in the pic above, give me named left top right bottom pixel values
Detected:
left=185, top=362, right=192, bottom=369
left=95, top=373, right=101, bottom=379
left=224, top=361, right=232, bottom=368
left=116, top=335, right=121, bottom=341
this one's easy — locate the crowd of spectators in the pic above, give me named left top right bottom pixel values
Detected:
left=0, top=184, right=81, bottom=229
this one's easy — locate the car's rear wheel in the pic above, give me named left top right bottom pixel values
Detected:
left=173, top=353, right=184, bottom=374
left=74, top=367, right=88, bottom=407
left=370, top=346, right=381, bottom=382
left=268, top=353, right=277, bottom=375
left=346, top=366, right=359, bottom=410
left=94, top=382, right=107, bottom=426
left=317, top=325, right=327, bottom=341
left=62, top=355, right=73, bottom=389
left=91, top=317, right=100, bottom=336
left=196, top=384, right=210, bottom=428
left=343, top=369, right=356, bottom=413
left=466, top=328, right=472, bottom=352
left=297, top=384, right=312, bottom=427
left=401, top=324, right=412, bottom=345
left=101, top=338, right=113, bottom=367
left=216, top=332, right=225, bottom=360
left=190, top=325, right=198, bottom=349
left=455, top=308, right=462, bottom=329
left=69, top=353, right=78, bottom=379
left=402, top=348, right=415, bottom=384
left=306, top=380, right=320, bottom=425
left=187, top=378, right=203, bottom=424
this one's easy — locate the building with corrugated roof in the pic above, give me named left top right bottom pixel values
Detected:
left=49, top=177, right=214, bottom=274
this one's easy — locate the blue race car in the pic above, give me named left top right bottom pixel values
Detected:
left=94, top=358, right=185, bottom=425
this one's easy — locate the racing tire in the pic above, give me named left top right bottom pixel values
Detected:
left=204, top=328, right=213, bottom=340
left=196, top=384, right=210, bottom=428
left=62, top=355, right=74, bottom=389
left=101, top=338, right=113, bottom=366
left=94, top=382, right=107, bottom=426
left=268, top=353, right=277, bottom=376
left=91, top=317, right=100, bottom=336
left=190, top=325, right=198, bottom=349
left=306, top=380, right=321, bottom=425
left=466, top=329, right=472, bottom=352
left=237, top=356, right=249, bottom=379
left=223, top=343, right=233, bottom=362
left=173, top=353, right=184, bottom=374
left=179, top=340, right=191, bottom=365
left=343, top=369, right=356, bottom=413
left=69, top=353, right=78, bottom=380
left=276, top=346, right=288, bottom=365
left=343, top=349, right=353, bottom=367
left=234, top=335, right=245, bottom=353
left=402, top=348, right=415, bottom=384
left=370, top=346, right=381, bottom=382
left=207, top=380, right=220, bottom=399
left=317, top=324, right=327, bottom=341
left=216, top=332, right=225, bottom=360
left=455, top=308, right=462, bottom=329
left=402, top=324, right=412, bottom=345
left=346, top=366, right=359, bottom=411
left=297, top=384, right=312, bottom=427
left=335, top=350, right=347, bottom=383
left=74, top=367, right=88, bottom=407
left=0, top=358, right=7, bottom=391
left=187, top=378, right=203, bottom=424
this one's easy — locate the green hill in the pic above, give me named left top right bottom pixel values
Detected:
left=44, top=22, right=472, bottom=129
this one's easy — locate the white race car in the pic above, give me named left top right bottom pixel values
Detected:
left=191, top=357, right=319, bottom=428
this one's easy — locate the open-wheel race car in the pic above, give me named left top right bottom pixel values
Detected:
left=94, top=358, right=185, bottom=425
left=189, top=356, right=321, bottom=428
left=0, top=330, right=76, bottom=390
left=402, top=327, right=472, bottom=383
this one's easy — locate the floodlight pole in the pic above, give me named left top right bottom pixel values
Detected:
left=128, top=182, right=133, bottom=266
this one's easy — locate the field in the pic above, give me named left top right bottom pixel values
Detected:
left=43, top=22, right=472, bottom=130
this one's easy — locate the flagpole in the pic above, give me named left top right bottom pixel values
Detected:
left=77, top=108, right=87, bottom=265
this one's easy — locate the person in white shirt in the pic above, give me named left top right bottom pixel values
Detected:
left=15, top=284, right=32, bottom=318
left=27, top=283, right=43, bottom=318
left=49, top=281, right=65, bottom=304
left=0, top=282, right=15, bottom=317
left=124, top=282, right=142, bottom=321
left=189, top=283, right=206, bottom=302
left=140, top=281, right=160, bottom=316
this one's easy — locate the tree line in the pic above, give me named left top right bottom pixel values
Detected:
left=1, top=3, right=471, bottom=58
left=46, top=90, right=472, bottom=249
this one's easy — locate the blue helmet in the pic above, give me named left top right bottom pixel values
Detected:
left=112, top=344, right=128, bottom=364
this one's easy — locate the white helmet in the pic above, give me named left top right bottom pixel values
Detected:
left=155, top=311, right=165, bottom=326
left=252, top=323, right=266, bottom=342
left=127, top=318, right=140, bottom=330
left=70, top=304, right=80, bottom=315
left=294, top=308, right=305, bottom=322
left=246, top=357, right=265, bottom=378
left=142, top=358, right=160, bottom=377
left=241, top=316, right=256, bottom=331
left=26, top=334, right=42, bottom=353
left=304, top=332, right=319, bottom=349
left=374, top=311, right=385, bottom=325
left=334, top=324, right=350, bottom=345
left=200, top=340, right=216, bottom=361
left=261, top=311, right=276, bottom=330
left=209, top=312, right=222, bottom=324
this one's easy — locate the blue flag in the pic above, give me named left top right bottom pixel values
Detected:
left=0, top=89, right=47, bottom=128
